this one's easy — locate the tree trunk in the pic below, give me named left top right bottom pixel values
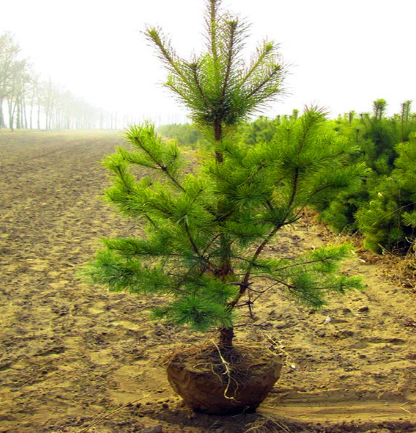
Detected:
left=218, top=327, right=234, bottom=348
left=0, top=99, right=5, bottom=128
left=8, top=99, right=15, bottom=131
left=16, top=99, right=21, bottom=129
left=37, top=103, right=41, bottom=129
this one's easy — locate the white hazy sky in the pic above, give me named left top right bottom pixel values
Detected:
left=1, top=0, right=415, bottom=123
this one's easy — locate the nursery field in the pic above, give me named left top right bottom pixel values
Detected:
left=1, top=130, right=416, bottom=433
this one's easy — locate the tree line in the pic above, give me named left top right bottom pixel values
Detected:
left=0, top=32, right=130, bottom=131
left=158, top=99, right=416, bottom=255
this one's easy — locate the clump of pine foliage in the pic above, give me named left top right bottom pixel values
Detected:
left=85, top=0, right=363, bottom=347
left=354, top=132, right=416, bottom=252
left=318, top=100, right=416, bottom=252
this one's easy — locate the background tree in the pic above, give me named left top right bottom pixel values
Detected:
left=0, top=31, right=120, bottom=130
left=373, top=98, right=387, bottom=121
left=234, top=115, right=281, bottom=145
left=317, top=100, right=416, bottom=252
left=157, top=123, right=204, bottom=147
left=355, top=132, right=416, bottom=252
left=0, top=32, right=20, bottom=128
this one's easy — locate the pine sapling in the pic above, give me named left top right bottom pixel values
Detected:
left=85, top=0, right=364, bottom=349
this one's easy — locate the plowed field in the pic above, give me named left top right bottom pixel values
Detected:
left=1, top=130, right=416, bottom=433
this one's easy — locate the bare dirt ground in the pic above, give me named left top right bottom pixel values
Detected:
left=1, top=130, right=416, bottom=433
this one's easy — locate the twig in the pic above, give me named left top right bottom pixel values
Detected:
left=264, top=333, right=292, bottom=367
left=400, top=402, right=412, bottom=414
left=76, top=395, right=148, bottom=433
left=243, top=415, right=292, bottom=433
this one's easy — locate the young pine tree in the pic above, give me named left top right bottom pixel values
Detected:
left=85, top=0, right=364, bottom=348
left=356, top=132, right=416, bottom=252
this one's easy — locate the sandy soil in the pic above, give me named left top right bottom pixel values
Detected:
left=1, top=130, right=416, bottom=433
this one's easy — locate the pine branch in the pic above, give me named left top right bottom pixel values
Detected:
left=207, top=0, right=221, bottom=65
left=220, top=19, right=238, bottom=102
left=126, top=129, right=186, bottom=192
left=245, top=64, right=283, bottom=101
left=189, top=63, right=214, bottom=111
left=114, top=165, right=133, bottom=195
left=184, top=222, right=201, bottom=257
left=159, top=164, right=186, bottom=192
left=145, top=27, right=192, bottom=89
left=288, top=167, right=299, bottom=208
left=227, top=223, right=283, bottom=310
left=164, top=79, right=195, bottom=107
left=239, top=41, right=275, bottom=88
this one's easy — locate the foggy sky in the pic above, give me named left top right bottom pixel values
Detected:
left=1, top=0, right=415, bottom=123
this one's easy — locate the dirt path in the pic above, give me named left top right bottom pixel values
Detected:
left=1, top=130, right=416, bottom=433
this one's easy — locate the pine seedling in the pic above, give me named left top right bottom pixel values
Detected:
left=85, top=0, right=364, bottom=348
